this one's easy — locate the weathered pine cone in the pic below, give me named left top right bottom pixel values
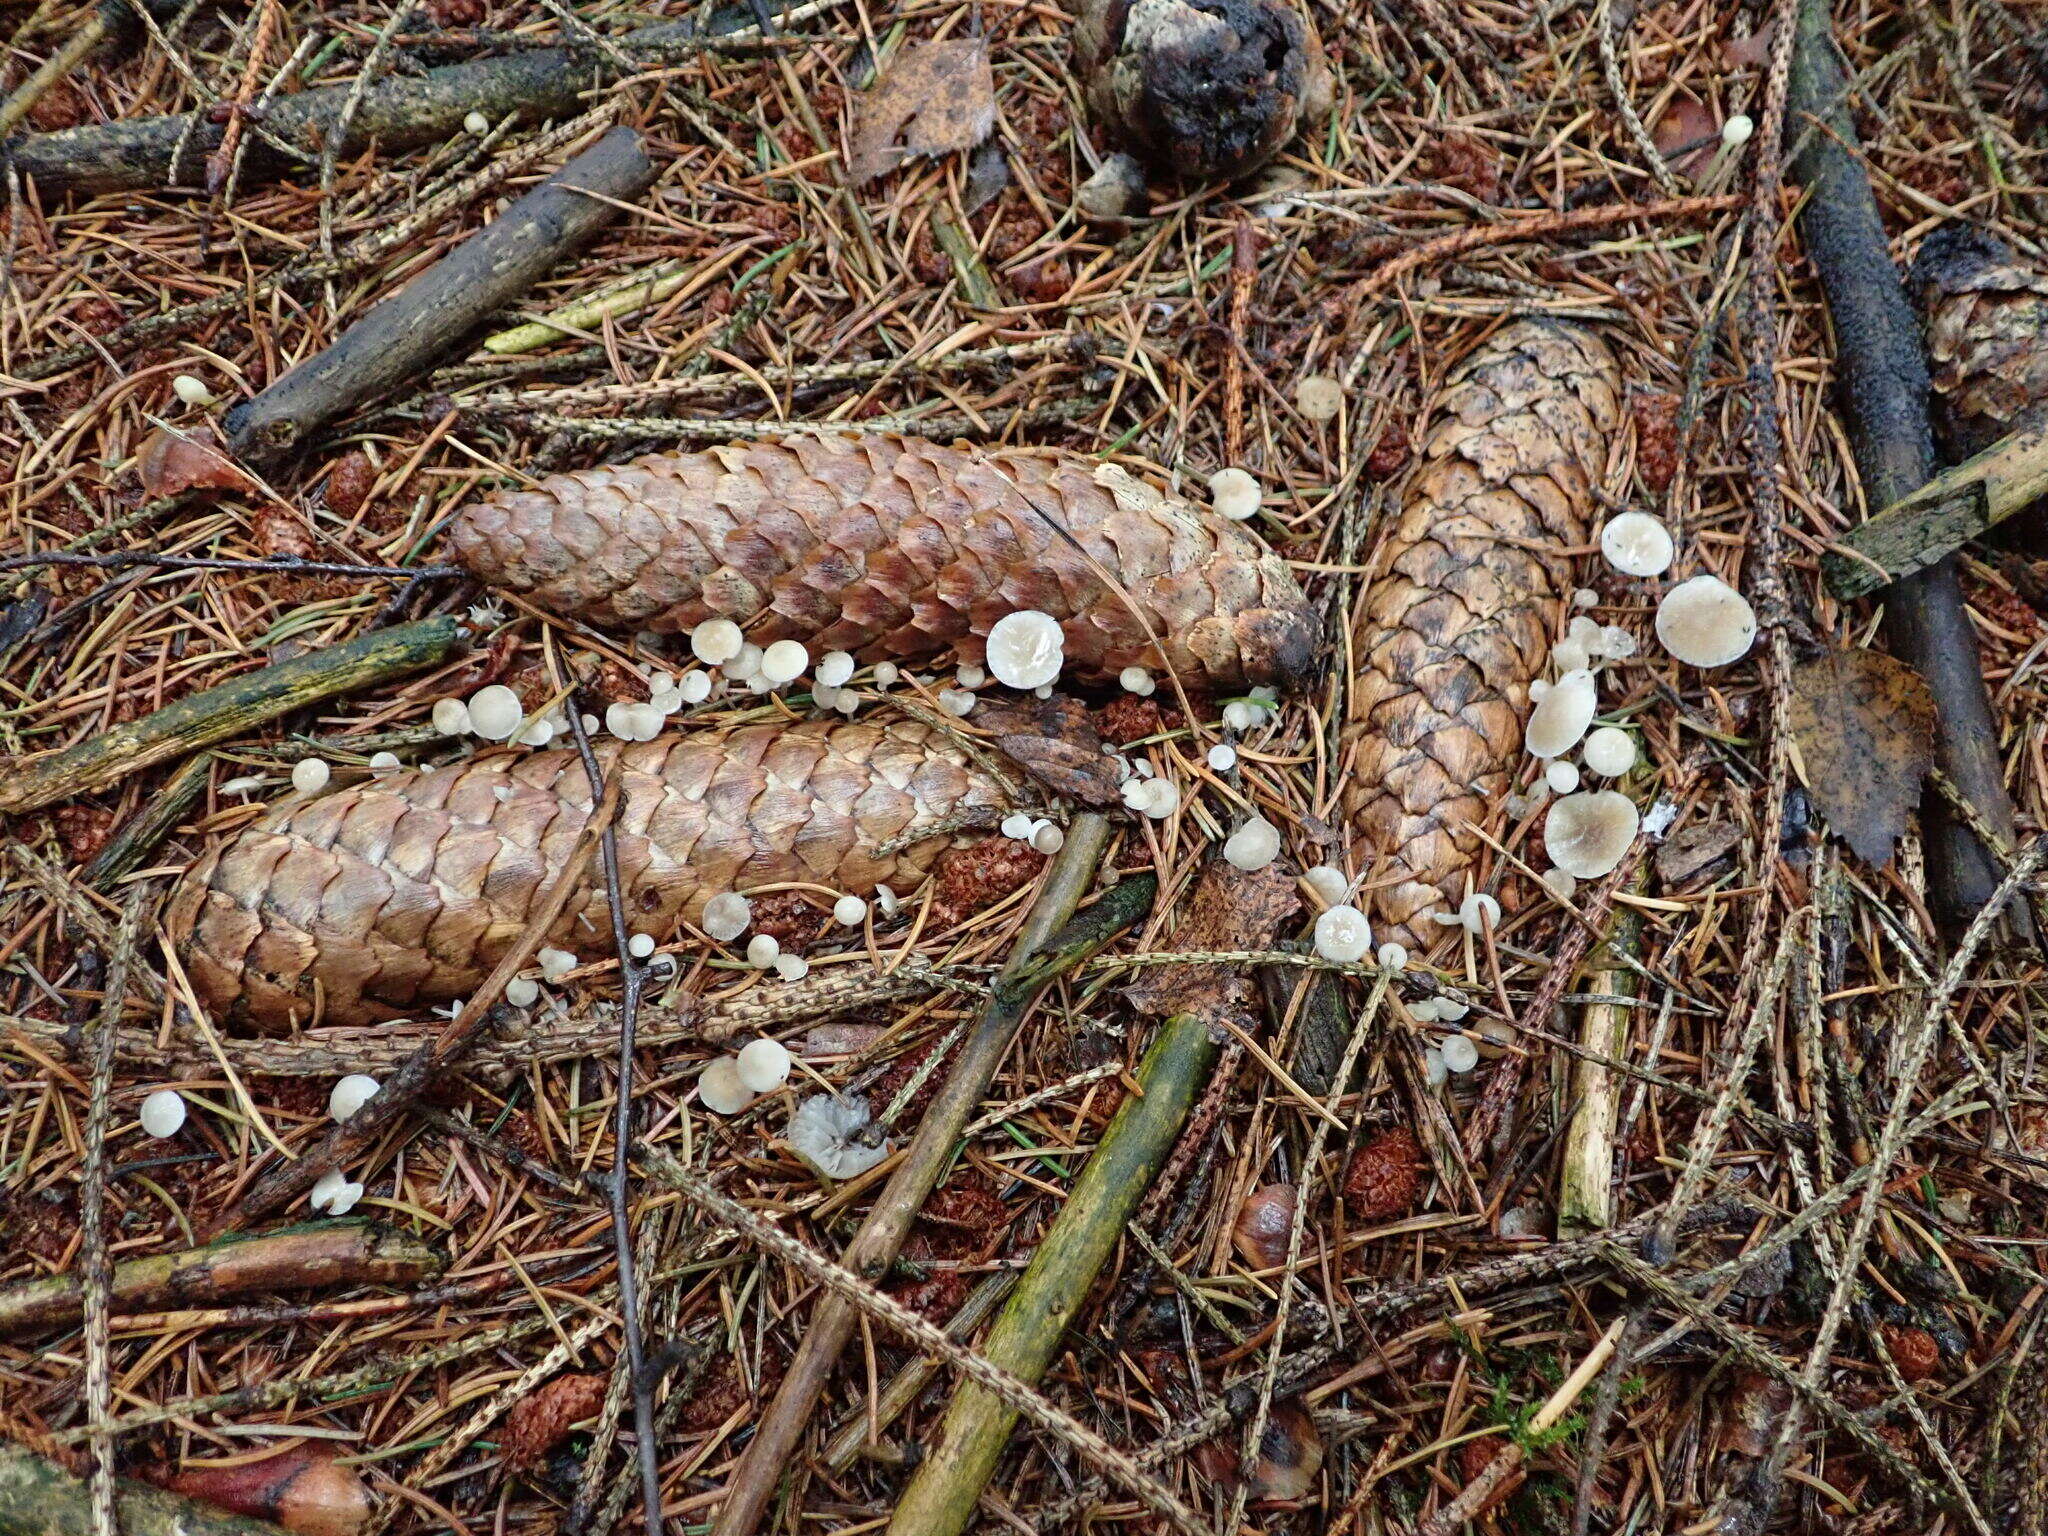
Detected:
left=1072, top=0, right=1333, bottom=183
left=1347, top=321, right=1622, bottom=947
left=167, top=719, right=1014, bottom=1030
left=446, top=436, right=1321, bottom=694
left=1911, top=221, right=2048, bottom=461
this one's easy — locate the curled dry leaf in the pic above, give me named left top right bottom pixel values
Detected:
left=848, top=38, right=996, bottom=185
left=1651, top=94, right=1718, bottom=178
left=972, top=693, right=1124, bottom=807
left=154, top=1443, right=372, bottom=1536
left=504, top=1371, right=609, bottom=1470
left=1248, top=1399, right=1324, bottom=1501
left=1786, top=648, right=1936, bottom=867
left=137, top=421, right=257, bottom=499
left=1122, top=858, right=1298, bottom=1024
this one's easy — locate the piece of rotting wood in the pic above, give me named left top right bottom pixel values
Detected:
left=1557, top=884, right=1642, bottom=1236
left=0, top=616, right=461, bottom=818
left=82, top=750, right=214, bottom=890
left=1787, top=0, right=2019, bottom=933
left=885, top=1011, right=1219, bottom=1536
left=0, top=1220, right=442, bottom=1338
left=0, top=1442, right=289, bottom=1536
left=223, top=126, right=653, bottom=466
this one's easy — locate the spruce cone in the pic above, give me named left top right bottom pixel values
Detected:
left=1347, top=321, right=1621, bottom=947
left=1911, top=221, right=2048, bottom=461
left=167, top=719, right=1014, bottom=1030
left=446, top=434, right=1321, bottom=693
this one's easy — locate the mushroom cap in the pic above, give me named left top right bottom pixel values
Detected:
left=1599, top=512, right=1675, bottom=577
left=1655, top=574, right=1755, bottom=667
left=1526, top=668, right=1598, bottom=757
left=1582, top=725, right=1636, bottom=777
left=1543, top=789, right=1641, bottom=879
left=984, top=609, right=1065, bottom=690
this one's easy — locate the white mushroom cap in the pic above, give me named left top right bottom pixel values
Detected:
left=1376, top=942, right=1407, bottom=971
left=1031, top=823, right=1065, bottom=854
left=703, top=892, right=751, bottom=941
left=1541, top=867, right=1578, bottom=902
left=699, top=1057, right=755, bottom=1115
left=1543, top=790, right=1641, bottom=879
left=506, top=976, right=541, bottom=1007
left=310, top=1169, right=365, bottom=1215
left=1119, top=665, right=1156, bottom=696
left=1295, top=375, right=1343, bottom=422
left=787, top=1093, right=891, bottom=1180
left=1545, top=759, right=1580, bottom=795
left=773, top=952, right=810, bottom=981
left=327, top=1074, right=381, bottom=1123
left=468, top=685, right=523, bottom=741
left=736, top=1037, right=793, bottom=1093
left=1526, top=669, right=1597, bottom=758
left=1599, top=512, right=1674, bottom=578
left=691, top=619, right=744, bottom=666
left=1301, top=865, right=1351, bottom=907
left=816, top=651, right=855, bottom=688
left=1313, top=904, right=1373, bottom=963
left=833, top=894, right=868, bottom=926
left=1223, top=816, right=1281, bottom=870
left=1440, top=1035, right=1480, bottom=1074
left=1459, top=893, right=1501, bottom=934
left=761, top=640, right=810, bottom=685
left=984, top=610, right=1065, bottom=689
left=1656, top=575, right=1755, bottom=667
left=432, top=698, right=472, bottom=736
left=139, top=1088, right=187, bottom=1139
left=746, top=934, right=781, bottom=968
left=537, top=947, right=577, bottom=981
left=291, top=758, right=331, bottom=794
left=1208, top=467, right=1262, bottom=521
left=1582, top=726, right=1636, bottom=778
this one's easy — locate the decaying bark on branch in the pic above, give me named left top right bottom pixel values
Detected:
left=1347, top=320, right=1622, bottom=947
left=448, top=434, right=1324, bottom=691
left=225, top=126, right=654, bottom=466
left=166, top=718, right=1014, bottom=1029
left=1787, top=1, right=2018, bottom=934
left=0, top=1221, right=441, bottom=1337
left=0, top=1443, right=290, bottom=1536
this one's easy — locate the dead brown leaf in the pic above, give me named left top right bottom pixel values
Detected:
left=136, top=421, right=257, bottom=499
left=1122, top=859, right=1298, bottom=1024
left=1787, top=648, right=1936, bottom=867
left=848, top=38, right=996, bottom=185
left=151, top=1444, right=371, bottom=1536
left=973, top=693, right=1123, bottom=807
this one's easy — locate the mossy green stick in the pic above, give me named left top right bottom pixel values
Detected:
left=0, top=616, right=461, bottom=816
left=0, top=1442, right=288, bottom=1536
left=885, top=1010, right=1219, bottom=1536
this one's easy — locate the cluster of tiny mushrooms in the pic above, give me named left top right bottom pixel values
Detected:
left=142, top=454, right=1748, bottom=1208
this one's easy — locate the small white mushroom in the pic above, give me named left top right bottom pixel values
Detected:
left=291, top=757, right=331, bottom=794
left=938, top=688, right=977, bottom=717
left=787, top=1093, right=891, bottom=1181
left=1223, top=816, right=1281, bottom=871
left=1599, top=512, right=1674, bottom=578
left=1294, top=375, right=1343, bottom=423
left=816, top=651, right=856, bottom=688
left=984, top=611, right=1065, bottom=690
left=1136, top=778, right=1179, bottom=819
left=1207, top=743, right=1238, bottom=771
left=1423, top=1048, right=1448, bottom=1087
left=702, top=892, right=751, bottom=941
left=1458, top=893, right=1501, bottom=934
left=698, top=1057, right=755, bottom=1116
left=432, top=698, right=472, bottom=736
left=1545, top=760, right=1580, bottom=795
left=327, top=1074, right=380, bottom=1123
left=172, top=375, right=217, bottom=408
left=774, top=953, right=810, bottom=981
left=746, top=933, right=781, bottom=968
left=1656, top=575, right=1756, bottom=668
left=1543, top=790, right=1641, bottom=879
left=514, top=716, right=554, bottom=747
left=678, top=670, right=713, bottom=704
left=1600, top=626, right=1638, bottom=659
left=604, top=701, right=642, bottom=741
left=1722, top=113, right=1755, bottom=145
left=1222, top=700, right=1260, bottom=732
left=139, top=1089, right=187, bottom=1139
left=875, top=884, right=900, bottom=917
left=310, top=1169, right=365, bottom=1216
left=628, top=932, right=656, bottom=960
left=1313, top=904, right=1373, bottom=963
left=1440, top=1035, right=1480, bottom=1074
left=1031, top=823, right=1065, bottom=855
left=833, top=894, right=868, bottom=927
left=761, top=640, right=809, bottom=686
left=730, top=643, right=765, bottom=682
left=537, top=947, right=578, bottom=981
left=464, top=109, right=492, bottom=135
left=1376, top=942, right=1408, bottom=971
left=1119, top=666, right=1156, bottom=697
left=1551, top=637, right=1593, bottom=676
left=1001, top=812, right=1036, bottom=840
left=1208, top=467, right=1262, bottom=521
left=1541, top=867, right=1578, bottom=903
left=1301, top=865, right=1350, bottom=907
left=1572, top=588, right=1600, bottom=610
left=690, top=619, right=745, bottom=666
left=736, top=1037, right=793, bottom=1093
left=1582, top=726, right=1636, bottom=778
left=955, top=663, right=986, bottom=690
left=873, top=661, right=901, bottom=686
left=369, top=751, right=402, bottom=773
left=1526, top=669, right=1597, bottom=758
left=506, top=976, right=541, bottom=1007
left=468, top=685, right=524, bottom=741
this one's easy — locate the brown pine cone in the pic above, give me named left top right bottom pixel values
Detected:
left=445, top=434, right=1322, bottom=693
left=1911, top=221, right=2048, bottom=461
left=167, top=718, right=1014, bottom=1030
left=1347, top=321, right=1621, bottom=947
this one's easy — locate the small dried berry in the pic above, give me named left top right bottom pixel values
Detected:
left=1342, top=1126, right=1423, bottom=1220
left=1882, top=1324, right=1940, bottom=1383
left=505, top=1373, right=608, bottom=1470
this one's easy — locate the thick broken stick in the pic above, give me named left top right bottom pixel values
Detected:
left=887, top=1011, right=1219, bottom=1536
left=0, top=616, right=460, bottom=818
left=713, top=819, right=1137, bottom=1536
left=223, top=126, right=653, bottom=465
left=0, top=1443, right=288, bottom=1536
left=1787, top=0, right=2019, bottom=931
left=1822, top=415, right=2048, bottom=597
left=0, top=1221, right=440, bottom=1338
